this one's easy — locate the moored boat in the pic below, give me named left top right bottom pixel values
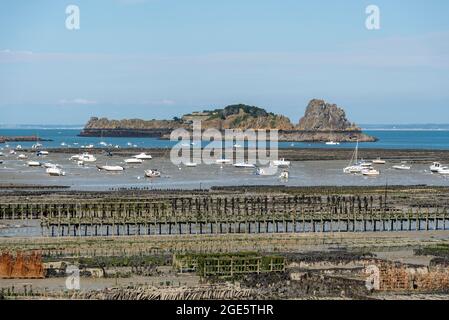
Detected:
left=430, top=162, right=444, bottom=173
left=344, top=141, right=362, bottom=174
left=362, top=168, right=380, bottom=176
left=216, top=158, right=231, bottom=164
left=46, top=167, right=66, bottom=176
left=97, top=165, right=124, bottom=172
left=185, top=162, right=198, bottom=167
left=372, top=158, right=386, bottom=164
left=71, top=153, right=96, bottom=162
left=279, top=170, right=289, bottom=179
left=271, top=158, right=291, bottom=168
left=234, top=162, right=256, bottom=168
left=124, top=158, right=143, bottom=164
left=392, top=164, right=411, bottom=170
left=144, top=169, right=161, bottom=178
left=133, top=153, right=153, bottom=160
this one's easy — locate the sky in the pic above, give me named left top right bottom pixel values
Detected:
left=1, top=0, right=449, bottom=125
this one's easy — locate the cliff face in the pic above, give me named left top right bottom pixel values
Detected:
left=297, top=99, right=358, bottom=131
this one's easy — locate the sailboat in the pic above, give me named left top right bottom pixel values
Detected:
left=343, top=141, right=362, bottom=174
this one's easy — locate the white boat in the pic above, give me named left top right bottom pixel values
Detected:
left=9, top=150, right=16, bottom=155
left=359, top=161, right=373, bottom=167
left=27, top=161, right=42, bottom=167
left=124, top=158, right=143, bottom=164
left=43, top=163, right=61, bottom=169
left=60, top=142, right=67, bottom=146
left=144, top=169, right=161, bottom=178
left=72, top=153, right=96, bottom=162
left=233, top=144, right=243, bottom=148
left=85, top=144, right=94, bottom=149
left=185, top=162, right=198, bottom=167
left=256, top=167, right=277, bottom=176
left=343, top=141, right=363, bottom=174
left=97, top=165, right=124, bottom=172
left=362, top=168, right=380, bottom=176
left=372, top=158, right=386, bottom=164
left=344, top=166, right=363, bottom=174
left=99, top=141, right=108, bottom=146
left=133, top=153, right=152, bottom=160
left=46, top=167, right=66, bottom=176
left=17, top=154, right=28, bottom=160
left=81, top=153, right=97, bottom=162
left=271, top=158, right=291, bottom=168
left=32, top=143, right=43, bottom=149
left=392, top=164, right=411, bottom=170
left=430, top=162, right=444, bottom=173
left=36, top=150, right=49, bottom=156
left=216, top=159, right=231, bottom=164
left=234, top=162, right=256, bottom=168
left=279, top=170, right=289, bottom=179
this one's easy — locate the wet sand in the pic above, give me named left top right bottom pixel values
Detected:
left=0, top=150, right=448, bottom=190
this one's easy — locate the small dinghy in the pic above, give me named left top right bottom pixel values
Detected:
left=362, top=168, right=380, bottom=176
left=279, top=170, right=289, bottom=179
left=234, top=162, right=256, bottom=168
left=271, top=158, right=291, bottom=168
left=372, top=158, right=386, bottom=164
left=133, top=153, right=153, bottom=160
left=145, top=169, right=161, bottom=178
left=392, top=164, right=411, bottom=170
left=124, top=158, right=143, bottom=164
left=216, top=158, right=231, bottom=164
left=43, top=163, right=61, bottom=169
left=46, top=167, right=66, bottom=176
left=97, top=165, right=125, bottom=172
left=185, top=162, right=198, bottom=167
left=27, top=161, right=41, bottom=167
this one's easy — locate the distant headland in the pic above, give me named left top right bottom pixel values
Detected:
left=0, top=135, right=50, bottom=144
left=78, top=99, right=377, bottom=142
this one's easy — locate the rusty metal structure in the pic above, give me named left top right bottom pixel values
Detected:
left=0, top=251, right=44, bottom=279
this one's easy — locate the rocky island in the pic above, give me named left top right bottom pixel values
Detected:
left=79, top=99, right=377, bottom=142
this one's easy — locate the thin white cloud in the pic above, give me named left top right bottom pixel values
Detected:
left=1, top=30, right=448, bottom=69
left=58, top=98, right=97, bottom=105
left=137, top=99, right=176, bottom=106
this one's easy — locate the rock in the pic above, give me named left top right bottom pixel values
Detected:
left=78, top=100, right=377, bottom=142
left=297, top=99, right=359, bottom=131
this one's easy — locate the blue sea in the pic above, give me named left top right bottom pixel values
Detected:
left=1, top=129, right=449, bottom=150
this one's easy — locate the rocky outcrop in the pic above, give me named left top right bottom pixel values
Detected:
left=79, top=100, right=377, bottom=142
left=297, top=99, right=359, bottom=131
